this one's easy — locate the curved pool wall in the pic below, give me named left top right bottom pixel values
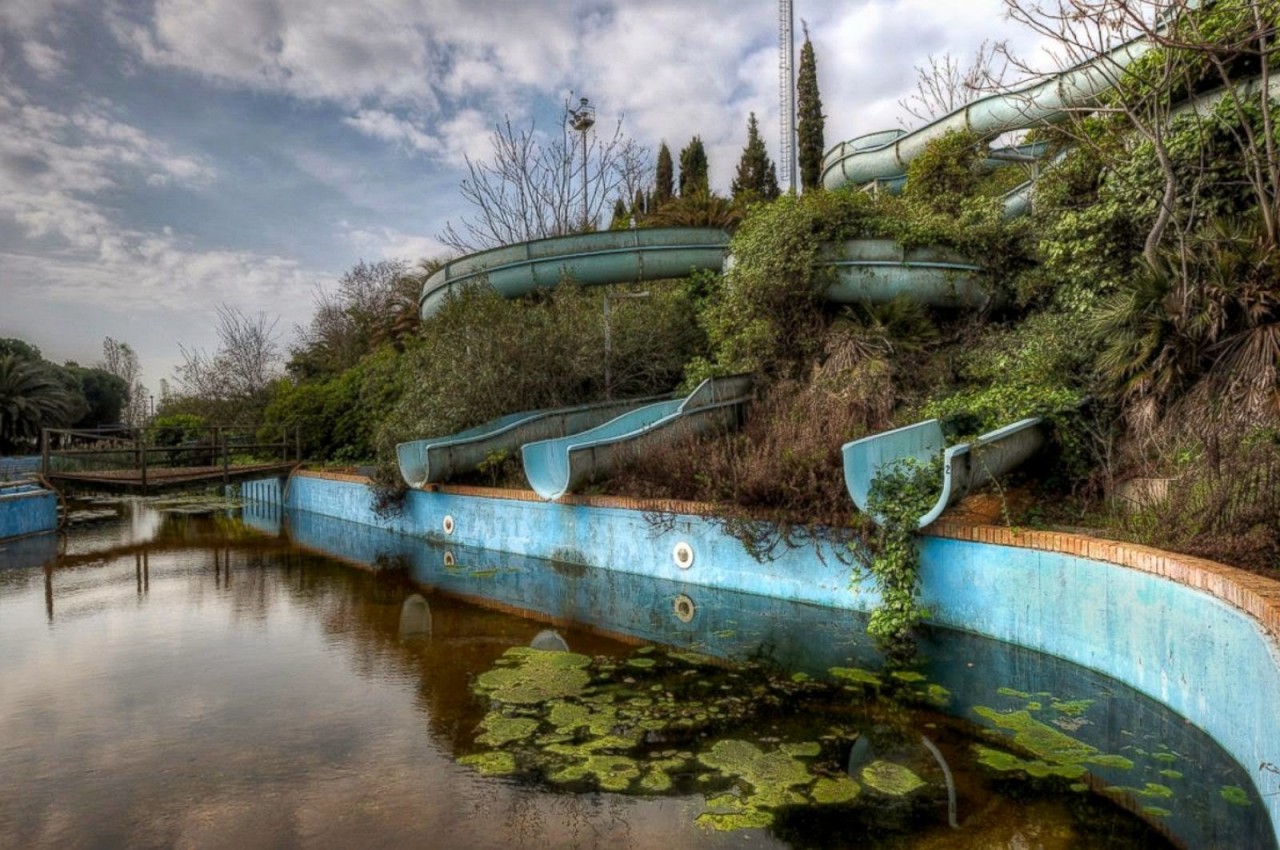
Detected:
left=0, top=483, right=57, bottom=542
left=242, top=472, right=1280, bottom=841
left=242, top=502, right=1276, bottom=848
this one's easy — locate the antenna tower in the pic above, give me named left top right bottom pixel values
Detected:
left=778, top=0, right=796, bottom=193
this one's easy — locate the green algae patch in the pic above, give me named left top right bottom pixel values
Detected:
left=860, top=760, right=926, bottom=796
left=1142, top=806, right=1172, bottom=818
left=1159, top=769, right=1183, bottom=780
left=475, top=713, right=540, bottom=747
left=699, top=739, right=811, bottom=806
left=626, top=657, right=657, bottom=669
left=475, top=647, right=592, bottom=705
left=974, top=745, right=1085, bottom=780
left=639, top=769, right=674, bottom=793
left=830, top=666, right=882, bottom=687
left=1051, top=699, right=1094, bottom=716
left=1087, top=754, right=1134, bottom=770
left=780, top=742, right=821, bottom=758
left=890, top=670, right=926, bottom=683
left=696, top=793, right=774, bottom=832
left=1221, top=785, right=1253, bottom=806
left=974, top=707, right=1098, bottom=764
left=458, top=751, right=518, bottom=776
left=997, top=687, right=1032, bottom=699
left=549, top=754, right=641, bottom=791
left=811, top=775, right=861, bottom=804
left=1152, top=751, right=1178, bottom=764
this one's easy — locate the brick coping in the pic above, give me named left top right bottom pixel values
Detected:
left=294, top=470, right=1280, bottom=642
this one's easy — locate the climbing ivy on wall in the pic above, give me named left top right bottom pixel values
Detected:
left=862, top=456, right=942, bottom=652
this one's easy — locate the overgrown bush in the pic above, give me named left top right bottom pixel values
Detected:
left=373, top=279, right=704, bottom=456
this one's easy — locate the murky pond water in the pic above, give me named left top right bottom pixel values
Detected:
left=0, top=498, right=1273, bottom=849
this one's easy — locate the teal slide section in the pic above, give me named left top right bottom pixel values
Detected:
left=421, top=227, right=730, bottom=316
left=522, top=374, right=753, bottom=500
left=842, top=417, right=1046, bottom=529
left=820, top=34, right=1154, bottom=191
left=396, top=396, right=662, bottom=488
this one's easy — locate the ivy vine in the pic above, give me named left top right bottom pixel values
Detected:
left=862, top=456, right=943, bottom=652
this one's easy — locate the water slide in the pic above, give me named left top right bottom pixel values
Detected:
left=842, top=417, right=1046, bottom=529
left=396, top=395, right=664, bottom=488
left=521, top=374, right=753, bottom=501
left=820, top=34, right=1156, bottom=191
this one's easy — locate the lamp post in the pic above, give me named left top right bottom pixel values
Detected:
left=568, top=96, right=596, bottom=231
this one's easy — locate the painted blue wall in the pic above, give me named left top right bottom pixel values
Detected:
left=247, top=474, right=1280, bottom=841
left=0, top=485, right=57, bottom=541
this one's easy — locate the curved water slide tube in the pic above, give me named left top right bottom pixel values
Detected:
left=522, top=374, right=753, bottom=501
left=843, top=417, right=1047, bottom=529
left=820, top=34, right=1156, bottom=191
left=396, top=395, right=664, bottom=488
left=420, top=227, right=732, bottom=317
left=421, top=227, right=995, bottom=313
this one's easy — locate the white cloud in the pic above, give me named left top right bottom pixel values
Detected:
left=21, top=41, right=67, bottom=78
left=342, top=110, right=441, bottom=156
left=340, top=222, right=450, bottom=264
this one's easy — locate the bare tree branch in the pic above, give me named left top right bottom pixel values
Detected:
left=439, top=105, right=653, bottom=253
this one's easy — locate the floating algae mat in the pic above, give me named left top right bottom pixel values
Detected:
left=456, top=644, right=1231, bottom=844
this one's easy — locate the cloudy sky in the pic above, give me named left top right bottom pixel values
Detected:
left=0, top=0, right=1046, bottom=392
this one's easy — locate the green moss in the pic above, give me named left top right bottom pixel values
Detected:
left=458, top=751, right=518, bottom=776
left=1139, top=783, right=1174, bottom=799
left=780, top=742, right=821, bottom=758
left=890, top=670, right=926, bottom=683
left=1152, top=751, right=1178, bottom=763
left=1086, top=754, right=1135, bottom=770
left=1221, top=785, right=1253, bottom=806
left=626, top=657, right=657, bottom=669
left=1142, top=806, right=1172, bottom=817
left=1070, top=782, right=1089, bottom=793
left=997, top=687, right=1032, bottom=699
left=860, top=760, right=926, bottom=796
left=810, top=775, right=861, bottom=804
left=696, top=809, right=774, bottom=831
left=1159, top=769, right=1183, bottom=780
left=1051, top=699, right=1094, bottom=716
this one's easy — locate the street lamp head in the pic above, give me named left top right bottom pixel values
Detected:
left=568, top=96, right=595, bottom=132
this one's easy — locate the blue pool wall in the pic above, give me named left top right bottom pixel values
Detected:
left=0, top=483, right=57, bottom=541
left=241, top=473, right=1280, bottom=839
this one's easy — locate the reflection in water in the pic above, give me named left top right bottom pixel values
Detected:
left=0, top=499, right=1272, bottom=849
left=398, top=593, right=432, bottom=640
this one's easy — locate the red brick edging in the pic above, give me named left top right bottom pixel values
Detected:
left=928, top=521, right=1280, bottom=643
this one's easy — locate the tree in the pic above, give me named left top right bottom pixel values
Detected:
left=678, top=136, right=709, bottom=197
left=177, top=305, right=282, bottom=422
left=68, top=367, right=128, bottom=428
left=654, top=142, right=675, bottom=207
left=899, top=41, right=1008, bottom=125
left=797, top=24, right=826, bottom=192
left=1000, top=0, right=1280, bottom=267
left=731, top=113, right=781, bottom=202
left=291, top=259, right=418, bottom=378
left=439, top=104, right=652, bottom=253
left=98, top=337, right=146, bottom=426
left=0, top=354, right=77, bottom=452
left=0, top=338, right=42, bottom=362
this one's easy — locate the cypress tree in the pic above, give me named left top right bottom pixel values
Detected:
left=610, top=197, right=629, bottom=229
left=797, top=25, right=826, bottom=192
left=654, top=142, right=675, bottom=206
left=731, top=113, right=780, bottom=202
left=678, top=136, right=709, bottom=197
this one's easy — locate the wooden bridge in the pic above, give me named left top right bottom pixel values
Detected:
left=41, top=425, right=300, bottom=495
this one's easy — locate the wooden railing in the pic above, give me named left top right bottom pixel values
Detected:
left=41, top=424, right=300, bottom=491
